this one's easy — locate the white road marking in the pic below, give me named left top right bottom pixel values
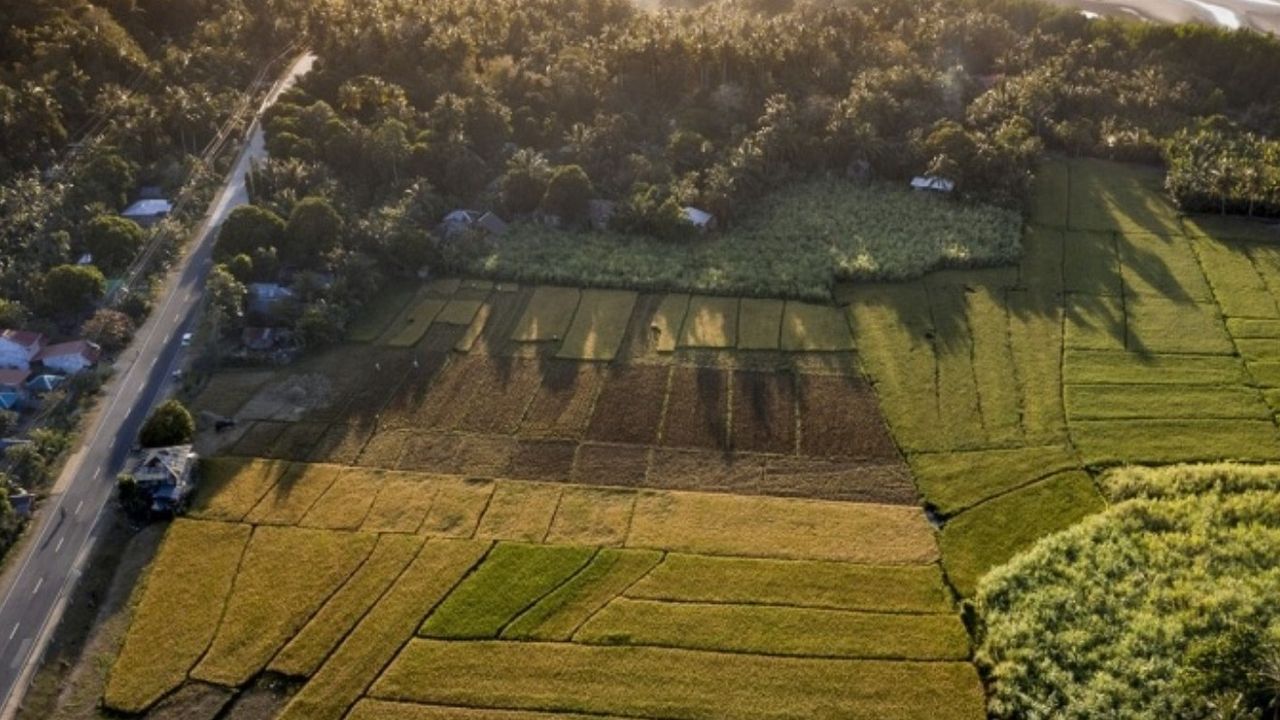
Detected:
left=54, top=537, right=63, bottom=554
left=93, top=467, right=101, bottom=480
left=31, top=578, right=42, bottom=595
left=75, top=501, right=83, bottom=516
left=150, top=357, right=158, bottom=369
left=7, top=623, right=17, bottom=641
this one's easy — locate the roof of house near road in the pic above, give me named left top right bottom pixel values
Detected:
left=133, top=445, right=195, bottom=487
left=26, top=374, right=64, bottom=393
left=77, top=253, right=93, bottom=265
left=682, top=206, right=716, bottom=229
left=242, top=326, right=281, bottom=351
left=8, top=489, right=33, bottom=519
left=248, top=283, right=294, bottom=300
left=37, top=339, right=101, bottom=365
left=0, top=368, right=30, bottom=389
left=911, top=175, right=956, bottom=193
left=0, top=330, right=46, bottom=352
left=121, top=199, right=173, bottom=217
left=443, top=209, right=483, bottom=225
left=477, top=211, right=509, bottom=235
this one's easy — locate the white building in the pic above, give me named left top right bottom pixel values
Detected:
left=36, top=340, right=101, bottom=375
left=682, top=207, right=717, bottom=232
left=0, top=330, right=47, bottom=370
left=910, top=176, right=956, bottom=193
left=121, top=198, right=173, bottom=227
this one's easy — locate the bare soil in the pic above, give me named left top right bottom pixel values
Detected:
left=731, top=371, right=797, bottom=454
left=797, top=373, right=900, bottom=460
left=585, top=365, right=670, bottom=445
left=660, top=366, right=729, bottom=451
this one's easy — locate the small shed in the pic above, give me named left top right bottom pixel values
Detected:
left=37, top=340, right=101, bottom=375
left=121, top=198, right=173, bottom=227
left=247, top=283, right=295, bottom=315
left=0, top=368, right=30, bottom=410
left=682, top=207, right=717, bottom=232
left=910, top=176, right=956, bottom=193
left=9, top=489, right=33, bottom=520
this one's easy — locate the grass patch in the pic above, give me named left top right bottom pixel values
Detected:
left=1063, top=349, right=1249, bottom=385
left=435, top=298, right=485, bottom=326
left=545, top=486, right=637, bottom=546
left=507, top=439, right=578, bottom=481
left=1062, top=231, right=1121, bottom=296
left=244, top=463, right=342, bottom=526
left=372, top=640, right=985, bottom=720
left=679, top=295, right=738, bottom=348
left=1067, top=158, right=1182, bottom=235
left=299, top=468, right=382, bottom=530
left=1192, top=236, right=1280, bottom=318
left=474, top=481, right=562, bottom=542
left=627, top=553, right=952, bottom=614
left=362, top=473, right=439, bottom=533
left=575, top=598, right=970, bottom=660
left=571, top=442, right=653, bottom=489
left=511, top=286, right=581, bottom=341
left=1118, top=233, right=1213, bottom=302
left=927, top=283, right=985, bottom=447
left=191, top=526, right=376, bottom=687
left=1070, top=419, right=1280, bottom=465
left=104, top=521, right=250, bottom=714
left=556, top=289, right=637, bottom=361
left=1226, top=318, right=1280, bottom=338
left=420, top=478, right=494, bottom=538
left=189, top=371, right=273, bottom=418
left=909, top=445, right=1080, bottom=517
left=1236, top=337, right=1280, bottom=361
left=940, top=471, right=1104, bottom=596
left=190, top=457, right=289, bottom=523
left=966, top=281, right=1022, bottom=445
left=1029, top=160, right=1069, bottom=228
left=1063, top=295, right=1126, bottom=352
left=503, top=549, right=662, bottom=641
left=276, top=540, right=488, bottom=720
left=1125, top=298, right=1233, bottom=355
left=1065, top=384, right=1271, bottom=420
left=1007, top=290, right=1068, bottom=443
left=384, top=297, right=448, bottom=347
left=736, top=298, right=784, bottom=350
left=348, top=280, right=418, bottom=342
left=270, top=533, right=425, bottom=677
left=780, top=301, right=854, bottom=351
left=648, top=293, right=689, bottom=352
left=420, top=543, right=594, bottom=639
left=584, top=364, right=670, bottom=445
left=348, top=700, right=615, bottom=720
left=454, top=301, right=491, bottom=352
left=626, top=491, right=938, bottom=564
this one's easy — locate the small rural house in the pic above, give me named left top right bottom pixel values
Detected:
left=120, top=198, right=173, bottom=227
left=910, top=176, right=956, bottom=193
left=25, top=374, right=64, bottom=395
left=132, top=445, right=197, bottom=514
left=682, top=207, right=717, bottom=232
left=441, top=209, right=508, bottom=236
left=0, top=330, right=46, bottom=370
left=0, top=369, right=30, bottom=411
left=36, top=340, right=101, bottom=375
left=8, top=489, right=33, bottom=520
left=247, top=283, right=295, bottom=315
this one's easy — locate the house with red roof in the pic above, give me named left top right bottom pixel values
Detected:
left=37, top=340, right=101, bottom=375
left=0, top=368, right=31, bottom=410
left=0, top=330, right=47, bottom=370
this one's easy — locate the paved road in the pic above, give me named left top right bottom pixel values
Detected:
left=0, top=52, right=314, bottom=720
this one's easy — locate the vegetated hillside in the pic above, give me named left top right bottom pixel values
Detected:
left=976, top=464, right=1280, bottom=718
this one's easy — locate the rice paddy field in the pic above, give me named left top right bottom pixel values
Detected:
left=105, top=156, right=1280, bottom=718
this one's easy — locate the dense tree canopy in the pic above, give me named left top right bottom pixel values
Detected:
left=138, top=399, right=194, bottom=447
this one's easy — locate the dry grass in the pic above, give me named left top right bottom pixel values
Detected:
left=736, top=298, right=784, bottom=350
left=228, top=420, right=289, bottom=457
left=659, top=365, right=728, bottom=450
left=626, top=491, right=938, bottom=564
left=454, top=302, right=491, bottom=352
left=544, top=486, right=636, bottom=546
left=348, top=281, right=419, bottom=343
left=679, top=295, right=738, bottom=348
left=354, top=428, right=411, bottom=468
left=420, top=478, right=494, bottom=538
left=371, top=640, right=985, bottom=720
left=627, top=553, right=952, bottom=613
left=645, top=448, right=765, bottom=495
left=503, top=549, right=661, bottom=641
left=519, top=361, right=603, bottom=440
left=556, top=289, right=637, bottom=361
left=730, top=371, right=796, bottom=454
left=299, top=468, right=384, bottom=531
left=453, top=358, right=543, bottom=435
left=648, top=293, right=689, bottom=352
left=506, top=439, right=578, bottom=482
left=584, top=365, right=670, bottom=445
left=189, top=458, right=289, bottom=523
left=474, top=481, right=563, bottom=542
left=347, top=700, right=622, bottom=720
left=244, top=463, right=342, bottom=526
left=781, top=301, right=855, bottom=351
left=361, top=473, right=440, bottom=533
left=571, top=443, right=651, bottom=488
left=384, top=297, right=448, bottom=347
left=189, top=371, right=274, bottom=418
left=757, top=457, right=918, bottom=504
left=276, top=540, right=489, bottom=720
left=797, top=374, right=898, bottom=459
left=191, top=526, right=376, bottom=687
left=511, top=286, right=581, bottom=342
left=575, top=598, right=970, bottom=660
left=307, top=424, right=373, bottom=464
left=435, top=298, right=485, bottom=326
left=104, top=521, right=250, bottom=714
left=270, top=534, right=425, bottom=677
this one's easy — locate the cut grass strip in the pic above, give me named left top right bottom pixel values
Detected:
left=454, top=301, right=491, bottom=352
left=1070, top=418, right=1280, bottom=465
left=420, top=478, right=494, bottom=538
left=300, top=468, right=383, bottom=531
left=679, top=295, right=738, bottom=348
left=626, top=491, right=938, bottom=564
left=1118, top=233, right=1213, bottom=301
left=1236, top=338, right=1280, bottom=362
left=940, top=471, right=1103, bottom=597
left=736, top=298, right=784, bottom=350
left=276, top=539, right=489, bottom=720
left=781, top=301, right=854, bottom=351
left=1227, top=318, right=1280, bottom=338
left=371, top=640, right=986, bottom=720
left=626, top=553, right=952, bottom=614
left=1029, top=159, right=1069, bottom=228
left=435, top=298, right=484, bottom=326
left=649, top=293, right=689, bottom=352
left=1064, top=349, right=1249, bottom=385
left=556, top=289, right=637, bottom=361
left=1126, top=298, right=1234, bottom=355
left=474, top=481, right=562, bottom=542
left=270, top=534, right=425, bottom=677
left=1063, top=295, right=1126, bottom=352
left=1018, top=226, right=1063, bottom=293
left=1192, top=236, right=1280, bottom=318
left=420, top=543, right=594, bottom=639
left=511, top=286, right=581, bottom=342
left=191, top=526, right=377, bottom=687
left=503, top=549, right=662, bottom=641
left=1067, top=158, right=1182, bottom=235
left=189, top=457, right=289, bottom=522
left=576, top=598, right=970, bottom=660
left=348, top=280, right=419, bottom=342
left=1251, top=361, right=1280, bottom=388
left=1007, top=290, right=1067, bottom=444
left=424, top=277, right=462, bottom=296
left=1063, top=230, right=1121, bottom=296
left=386, top=297, right=449, bottom=347
left=967, top=284, right=1022, bottom=445
left=910, top=445, right=1079, bottom=517
left=362, top=473, right=440, bottom=533
left=348, top=700, right=623, bottom=720
left=244, top=463, right=341, bottom=526
left=927, top=283, right=984, bottom=448
left=104, top=521, right=250, bottom=713
left=1065, top=384, right=1272, bottom=420
left=544, top=486, right=636, bottom=546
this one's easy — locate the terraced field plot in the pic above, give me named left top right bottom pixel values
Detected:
left=105, top=461, right=979, bottom=720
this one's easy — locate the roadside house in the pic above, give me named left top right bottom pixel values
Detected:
left=910, top=176, right=956, bottom=193
left=8, top=489, right=33, bottom=520
left=25, top=374, right=64, bottom=395
left=441, top=209, right=509, bottom=237
left=0, top=330, right=46, bottom=370
left=120, top=198, right=173, bottom=227
left=247, top=283, right=295, bottom=316
left=0, top=369, right=31, bottom=411
left=36, top=340, right=101, bottom=375
left=131, top=445, right=196, bottom=514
